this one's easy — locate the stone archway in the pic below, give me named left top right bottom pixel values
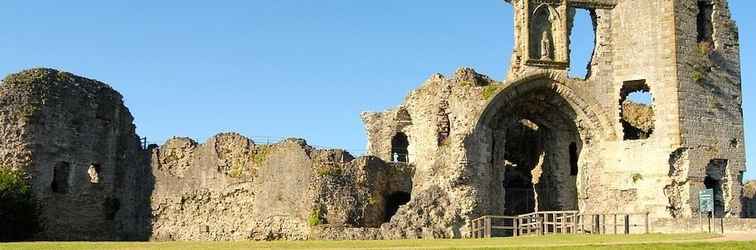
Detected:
left=470, top=72, right=612, bottom=216
left=492, top=88, right=583, bottom=214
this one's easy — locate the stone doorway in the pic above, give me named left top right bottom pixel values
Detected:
left=705, top=159, right=728, bottom=217
left=490, top=88, right=581, bottom=215
left=383, top=191, right=411, bottom=222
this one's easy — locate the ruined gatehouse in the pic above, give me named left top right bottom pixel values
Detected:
left=0, top=0, right=751, bottom=241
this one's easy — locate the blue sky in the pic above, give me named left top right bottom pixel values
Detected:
left=0, top=1, right=753, bottom=180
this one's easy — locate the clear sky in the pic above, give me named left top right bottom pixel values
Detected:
left=0, top=1, right=753, bottom=180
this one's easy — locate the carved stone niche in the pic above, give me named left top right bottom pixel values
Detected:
left=524, top=0, right=569, bottom=68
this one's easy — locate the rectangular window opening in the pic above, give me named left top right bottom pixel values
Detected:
left=697, top=1, right=714, bottom=44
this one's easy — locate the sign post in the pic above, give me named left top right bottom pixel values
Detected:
left=699, top=189, right=714, bottom=233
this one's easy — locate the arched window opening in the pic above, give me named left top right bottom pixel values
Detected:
left=569, top=8, right=597, bottom=79
left=51, top=162, right=71, bottom=194
left=738, top=171, right=745, bottom=185
left=384, top=192, right=411, bottom=222
left=569, top=143, right=579, bottom=176
left=395, top=108, right=412, bottom=126
left=391, top=133, right=409, bottom=163
left=620, top=80, right=655, bottom=140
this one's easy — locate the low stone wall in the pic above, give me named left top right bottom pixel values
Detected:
left=149, top=134, right=416, bottom=241
left=309, top=226, right=383, bottom=241
left=652, top=218, right=756, bottom=234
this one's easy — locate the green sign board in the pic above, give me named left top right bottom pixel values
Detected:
left=699, top=189, right=714, bottom=213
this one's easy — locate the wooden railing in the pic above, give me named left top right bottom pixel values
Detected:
left=470, top=211, right=650, bottom=238
left=577, top=213, right=650, bottom=235
left=516, top=212, right=541, bottom=236
left=470, top=215, right=518, bottom=238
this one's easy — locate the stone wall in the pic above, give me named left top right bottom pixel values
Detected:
left=0, top=0, right=749, bottom=242
left=674, top=0, right=746, bottom=217
left=653, top=218, right=756, bottom=234
left=149, top=133, right=413, bottom=241
left=0, top=69, right=151, bottom=240
left=0, top=69, right=417, bottom=241
left=362, top=0, right=747, bottom=239
left=364, top=68, right=505, bottom=238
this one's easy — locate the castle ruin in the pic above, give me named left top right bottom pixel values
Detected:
left=0, top=0, right=753, bottom=241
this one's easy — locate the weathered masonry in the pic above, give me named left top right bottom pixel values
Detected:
left=363, top=0, right=747, bottom=231
left=0, top=0, right=750, bottom=242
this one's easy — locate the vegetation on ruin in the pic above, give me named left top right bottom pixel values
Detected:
left=250, top=145, right=270, bottom=167
left=2, top=233, right=752, bottom=249
left=227, top=167, right=244, bottom=178
left=307, top=207, right=326, bottom=226
left=696, top=41, right=713, bottom=57
left=459, top=80, right=475, bottom=87
left=692, top=70, right=705, bottom=83
left=317, top=164, right=344, bottom=178
left=692, top=41, right=714, bottom=83
left=0, top=168, right=39, bottom=241
left=227, top=157, right=247, bottom=178
left=17, top=104, right=40, bottom=120
left=229, top=145, right=271, bottom=178
left=367, top=193, right=379, bottom=206
left=481, top=85, right=502, bottom=100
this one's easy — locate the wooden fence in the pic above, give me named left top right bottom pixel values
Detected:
left=470, top=211, right=650, bottom=238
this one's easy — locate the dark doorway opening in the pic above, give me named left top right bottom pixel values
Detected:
left=705, top=159, right=728, bottom=217
left=104, top=198, right=121, bottom=220
left=491, top=88, right=582, bottom=216
left=502, top=119, right=542, bottom=215
left=391, top=132, right=409, bottom=162
left=384, top=192, right=411, bottom=222
left=570, top=143, right=579, bottom=176
left=51, top=162, right=71, bottom=194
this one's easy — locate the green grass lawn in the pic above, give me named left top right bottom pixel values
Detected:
left=1, top=234, right=753, bottom=250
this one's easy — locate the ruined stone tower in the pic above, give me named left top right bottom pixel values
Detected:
left=363, top=0, right=746, bottom=225
left=0, top=69, right=152, bottom=240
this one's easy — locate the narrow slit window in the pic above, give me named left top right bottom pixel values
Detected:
left=51, top=162, right=71, bottom=194
left=697, top=1, right=714, bottom=44
left=569, top=143, right=579, bottom=176
left=569, top=8, right=597, bottom=79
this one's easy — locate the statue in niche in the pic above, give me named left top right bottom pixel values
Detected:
left=88, top=164, right=100, bottom=184
left=540, top=30, right=553, bottom=60
left=529, top=3, right=559, bottom=61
